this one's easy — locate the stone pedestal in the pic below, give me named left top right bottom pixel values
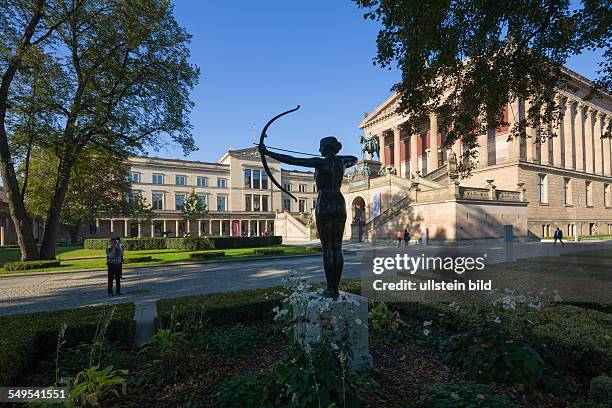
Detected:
left=294, top=291, right=372, bottom=371
left=350, top=222, right=364, bottom=242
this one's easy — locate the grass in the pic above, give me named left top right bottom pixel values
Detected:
left=0, top=244, right=315, bottom=275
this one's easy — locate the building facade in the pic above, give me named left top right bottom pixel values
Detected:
left=346, top=68, right=612, bottom=240
left=93, top=147, right=317, bottom=240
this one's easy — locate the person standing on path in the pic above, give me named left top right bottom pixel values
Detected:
left=403, top=229, right=411, bottom=247
left=553, top=227, right=564, bottom=246
left=106, top=238, right=124, bottom=296
left=396, top=230, right=403, bottom=247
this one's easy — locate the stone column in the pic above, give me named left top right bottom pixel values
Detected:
left=540, top=136, right=549, bottom=165
left=175, top=220, right=179, bottom=236
left=410, top=133, right=418, bottom=178
left=604, top=115, right=611, bottom=176
left=95, top=219, right=100, bottom=237
left=562, top=97, right=574, bottom=169
left=137, top=222, right=142, bottom=238
left=1, top=223, right=5, bottom=247
left=198, top=220, right=202, bottom=236
left=379, top=134, right=386, bottom=166
left=584, top=107, right=594, bottom=173
left=477, top=130, right=488, bottom=168
left=574, top=103, right=585, bottom=172
left=508, top=98, right=522, bottom=160
left=124, top=219, right=129, bottom=237
left=110, top=219, right=114, bottom=233
left=552, top=96, right=563, bottom=167
left=428, top=114, right=439, bottom=171
left=392, top=126, right=401, bottom=169
left=151, top=221, right=155, bottom=237
left=594, top=111, right=603, bottom=174
left=525, top=100, right=535, bottom=163
left=163, top=220, right=167, bottom=234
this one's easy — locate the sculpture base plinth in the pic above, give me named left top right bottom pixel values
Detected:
left=294, top=291, right=372, bottom=371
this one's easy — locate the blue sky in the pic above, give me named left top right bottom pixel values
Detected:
left=159, top=0, right=605, bottom=163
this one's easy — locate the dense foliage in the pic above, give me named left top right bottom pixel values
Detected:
left=84, top=236, right=283, bottom=250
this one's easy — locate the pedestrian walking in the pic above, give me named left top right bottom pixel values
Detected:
left=396, top=230, right=402, bottom=247
left=106, top=237, right=124, bottom=296
left=403, top=229, right=410, bottom=247
left=553, top=227, right=564, bottom=246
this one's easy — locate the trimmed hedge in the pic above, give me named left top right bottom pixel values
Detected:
left=0, top=303, right=135, bottom=386
left=253, top=249, right=284, bottom=256
left=123, top=255, right=152, bottom=263
left=156, top=279, right=363, bottom=329
left=188, top=251, right=225, bottom=260
left=3, top=259, right=61, bottom=271
left=84, top=236, right=282, bottom=251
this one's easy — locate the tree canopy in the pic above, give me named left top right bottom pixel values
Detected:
left=0, top=0, right=199, bottom=259
left=353, top=0, right=611, bottom=172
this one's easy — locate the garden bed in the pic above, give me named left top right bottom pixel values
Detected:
left=7, top=282, right=611, bottom=408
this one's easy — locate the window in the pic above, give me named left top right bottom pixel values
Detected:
left=197, top=176, right=208, bottom=187
left=176, top=175, right=186, bottom=185
left=586, top=181, right=593, bottom=207
left=299, top=199, right=306, bottom=213
left=313, top=185, right=317, bottom=193
left=261, top=172, right=268, bottom=189
left=217, top=178, right=227, bottom=188
left=261, top=196, right=269, bottom=212
left=128, top=172, right=140, bottom=183
left=198, top=194, right=208, bottom=208
left=152, top=193, right=164, bottom=210
left=217, top=195, right=227, bottom=211
left=244, top=169, right=251, bottom=188
left=283, top=183, right=291, bottom=192
left=299, top=184, right=307, bottom=192
left=245, top=194, right=252, bottom=211
left=564, top=178, right=571, bottom=205
left=312, top=200, right=316, bottom=210
left=537, top=174, right=547, bottom=204
left=175, top=194, right=185, bottom=210
left=253, top=194, right=261, bottom=211
left=128, top=191, right=140, bottom=207
left=253, top=170, right=261, bottom=189
left=152, top=174, right=164, bottom=185
left=605, top=184, right=610, bottom=208
left=283, top=199, right=291, bottom=212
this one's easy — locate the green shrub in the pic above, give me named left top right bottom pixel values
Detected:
left=84, top=238, right=166, bottom=250
left=442, top=323, right=546, bottom=389
left=3, top=259, right=61, bottom=271
left=0, top=304, right=135, bottom=386
left=188, top=251, right=225, bottom=260
left=215, top=372, right=276, bottom=408
left=204, top=324, right=267, bottom=359
left=157, top=287, right=283, bottom=328
left=122, top=255, right=152, bottom=263
left=305, top=245, right=322, bottom=252
left=589, top=374, right=612, bottom=406
left=253, top=249, right=284, bottom=256
left=84, top=236, right=282, bottom=251
left=413, top=382, right=513, bottom=408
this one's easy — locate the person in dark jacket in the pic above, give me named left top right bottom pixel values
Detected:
left=403, top=229, right=411, bottom=247
left=553, top=227, right=564, bottom=246
left=106, top=238, right=124, bottom=296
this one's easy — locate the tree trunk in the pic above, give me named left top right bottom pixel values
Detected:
left=39, top=157, right=73, bottom=259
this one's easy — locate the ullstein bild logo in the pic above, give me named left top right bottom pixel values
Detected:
left=371, top=254, right=487, bottom=275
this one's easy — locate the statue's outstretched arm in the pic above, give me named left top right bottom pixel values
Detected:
left=339, top=155, right=358, bottom=168
left=263, top=149, right=322, bottom=168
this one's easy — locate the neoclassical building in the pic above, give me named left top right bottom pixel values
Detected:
left=94, top=147, right=318, bottom=241
left=344, top=68, right=612, bottom=240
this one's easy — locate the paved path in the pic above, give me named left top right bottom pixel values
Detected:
left=0, top=240, right=610, bottom=319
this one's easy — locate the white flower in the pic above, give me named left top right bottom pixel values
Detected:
left=272, top=306, right=279, bottom=313
left=304, top=343, right=312, bottom=355
left=493, top=316, right=502, bottom=324
left=423, top=328, right=431, bottom=336
left=338, top=350, right=347, bottom=363
left=355, top=318, right=362, bottom=325
left=423, top=320, right=432, bottom=327
left=331, top=342, right=339, bottom=351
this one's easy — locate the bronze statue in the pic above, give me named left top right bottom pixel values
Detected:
left=359, top=133, right=379, bottom=160
left=258, top=107, right=358, bottom=298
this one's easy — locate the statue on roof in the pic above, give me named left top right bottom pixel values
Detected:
left=360, top=133, right=379, bottom=160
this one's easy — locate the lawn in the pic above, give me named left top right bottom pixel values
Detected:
left=0, top=244, right=317, bottom=274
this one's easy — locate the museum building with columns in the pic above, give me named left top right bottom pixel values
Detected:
left=344, top=67, right=612, bottom=241
left=93, top=147, right=318, bottom=241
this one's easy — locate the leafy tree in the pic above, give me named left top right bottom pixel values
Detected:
left=353, top=0, right=611, bottom=173
left=128, top=193, right=156, bottom=235
left=21, top=147, right=130, bottom=243
left=1, top=0, right=199, bottom=259
left=181, top=189, right=208, bottom=234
